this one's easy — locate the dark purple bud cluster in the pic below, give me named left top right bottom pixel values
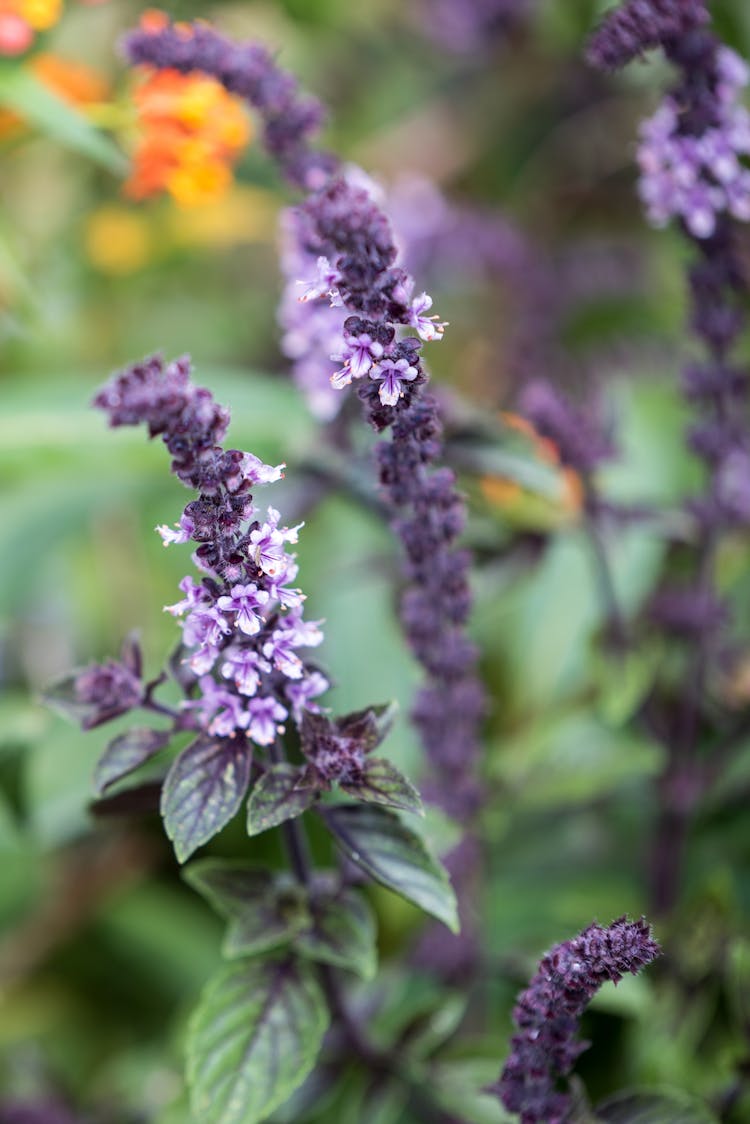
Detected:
left=121, top=19, right=484, bottom=825
left=519, top=379, right=615, bottom=476
left=378, top=402, right=484, bottom=821
left=488, top=916, right=661, bottom=1124
left=587, top=0, right=709, bottom=71
left=299, top=707, right=390, bottom=788
left=47, top=635, right=143, bottom=730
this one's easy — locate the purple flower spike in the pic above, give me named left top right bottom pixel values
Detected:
left=636, top=48, right=750, bottom=239
left=488, top=917, right=661, bottom=1124
left=587, top=0, right=710, bottom=71
left=94, top=355, right=328, bottom=751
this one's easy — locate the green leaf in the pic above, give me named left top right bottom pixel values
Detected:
left=341, top=756, right=423, bottom=815
left=187, top=957, right=329, bottom=1124
left=246, top=763, right=318, bottom=837
left=161, top=735, right=251, bottom=863
left=596, top=1089, right=719, bottom=1123
left=94, top=727, right=170, bottom=796
left=429, top=1058, right=515, bottom=1124
left=320, top=804, right=459, bottom=932
left=183, top=860, right=310, bottom=959
left=0, top=65, right=128, bottom=174
left=296, top=886, right=377, bottom=980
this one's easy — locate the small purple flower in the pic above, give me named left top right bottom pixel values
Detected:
left=181, top=605, right=232, bottom=672
left=331, top=332, right=385, bottom=388
left=248, top=507, right=302, bottom=577
left=370, top=357, right=419, bottom=407
left=285, top=670, right=329, bottom=720
left=246, top=696, right=288, bottom=746
left=407, top=290, right=447, bottom=342
left=298, top=255, right=342, bottom=303
left=263, top=612, right=323, bottom=679
left=157, top=512, right=195, bottom=545
left=220, top=646, right=270, bottom=696
left=209, top=690, right=250, bottom=738
left=238, top=453, right=285, bottom=486
left=216, top=583, right=269, bottom=636
left=164, top=575, right=206, bottom=617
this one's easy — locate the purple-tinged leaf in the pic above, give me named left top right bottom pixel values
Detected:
left=341, top=756, right=423, bottom=815
left=300, top=702, right=397, bottom=761
left=184, top=860, right=310, bottom=958
left=246, top=763, right=317, bottom=837
left=186, top=956, right=329, bottom=1124
left=42, top=659, right=142, bottom=730
left=296, top=886, right=377, bottom=980
left=93, top=727, right=170, bottom=796
left=120, top=631, right=143, bottom=678
left=320, top=804, right=459, bottom=932
left=162, top=735, right=251, bottom=862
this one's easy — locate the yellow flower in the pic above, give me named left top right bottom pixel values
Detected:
left=19, top=0, right=61, bottom=31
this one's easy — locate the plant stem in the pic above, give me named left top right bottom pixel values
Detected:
left=582, top=484, right=628, bottom=652
left=268, top=737, right=466, bottom=1124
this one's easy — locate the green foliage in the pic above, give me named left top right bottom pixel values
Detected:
left=0, top=66, right=127, bottom=174
left=341, top=756, right=424, bottom=815
left=93, top=727, right=170, bottom=795
left=246, top=764, right=318, bottom=836
left=185, top=860, right=378, bottom=979
left=186, top=956, right=329, bottom=1124
left=321, top=804, right=459, bottom=932
left=161, top=736, right=252, bottom=862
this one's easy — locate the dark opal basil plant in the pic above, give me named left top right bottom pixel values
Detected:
left=50, top=0, right=750, bottom=1119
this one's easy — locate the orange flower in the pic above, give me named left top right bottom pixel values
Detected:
left=124, top=66, right=251, bottom=207
left=32, top=52, right=109, bottom=105
left=480, top=411, right=584, bottom=524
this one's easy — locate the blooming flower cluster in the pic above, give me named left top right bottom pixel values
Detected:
left=93, top=354, right=328, bottom=747
left=122, top=16, right=484, bottom=829
left=488, top=917, right=661, bottom=1124
left=638, top=47, right=750, bottom=238
left=590, top=0, right=750, bottom=650
left=125, top=51, right=251, bottom=208
left=0, top=0, right=60, bottom=57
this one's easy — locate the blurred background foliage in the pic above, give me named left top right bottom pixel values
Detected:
left=3, top=0, right=750, bottom=1120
